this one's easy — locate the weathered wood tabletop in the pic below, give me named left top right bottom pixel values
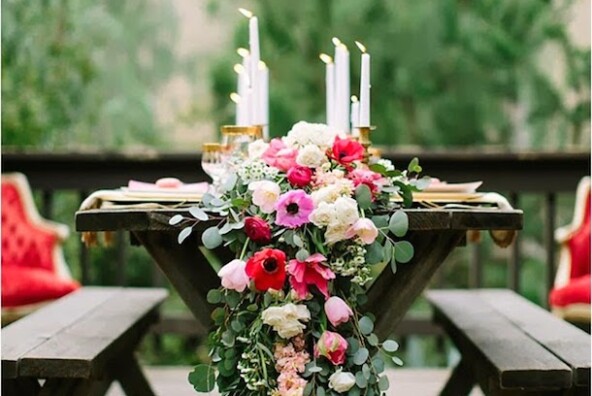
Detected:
left=76, top=205, right=522, bottom=338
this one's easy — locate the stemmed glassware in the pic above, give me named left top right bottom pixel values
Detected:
left=201, top=143, right=225, bottom=193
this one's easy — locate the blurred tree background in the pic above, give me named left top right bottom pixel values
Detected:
left=2, top=0, right=186, bottom=149
left=210, top=0, right=590, bottom=148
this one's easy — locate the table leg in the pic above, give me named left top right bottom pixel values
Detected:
left=132, top=230, right=220, bottom=327
left=366, top=230, right=465, bottom=339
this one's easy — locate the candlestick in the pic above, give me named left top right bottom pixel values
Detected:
left=320, top=54, right=335, bottom=128
left=249, top=17, right=261, bottom=124
left=356, top=41, right=370, bottom=127
left=358, top=126, right=375, bottom=164
left=333, top=38, right=350, bottom=134
left=234, top=63, right=249, bottom=125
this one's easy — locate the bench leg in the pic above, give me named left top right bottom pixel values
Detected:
left=115, top=354, right=156, bottom=396
left=2, top=378, right=40, bottom=396
left=440, top=358, right=476, bottom=396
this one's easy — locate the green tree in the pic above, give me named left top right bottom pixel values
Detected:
left=2, top=1, right=183, bottom=149
left=209, top=0, right=589, bottom=148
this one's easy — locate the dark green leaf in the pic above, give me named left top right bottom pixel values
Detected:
left=188, top=364, right=216, bottom=392
left=365, top=241, right=384, bottom=264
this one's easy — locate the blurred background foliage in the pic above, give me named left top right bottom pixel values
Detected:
left=210, top=0, right=590, bottom=148
left=2, top=0, right=183, bottom=149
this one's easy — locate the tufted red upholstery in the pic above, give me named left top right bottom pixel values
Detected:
left=1, top=174, right=79, bottom=308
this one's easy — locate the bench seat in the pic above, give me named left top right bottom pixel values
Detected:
left=2, top=286, right=168, bottom=396
left=426, top=289, right=591, bottom=396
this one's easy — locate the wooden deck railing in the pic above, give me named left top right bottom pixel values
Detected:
left=2, top=149, right=590, bottom=338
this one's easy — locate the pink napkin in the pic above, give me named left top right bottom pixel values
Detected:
left=127, top=178, right=209, bottom=193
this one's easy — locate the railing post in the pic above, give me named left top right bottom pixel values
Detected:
left=79, top=190, right=91, bottom=285
left=469, top=241, right=482, bottom=288
left=116, top=231, right=128, bottom=286
left=509, top=193, right=521, bottom=292
left=544, top=193, right=557, bottom=305
left=41, top=190, right=54, bottom=220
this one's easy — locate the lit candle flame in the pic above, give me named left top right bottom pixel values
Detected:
left=237, top=48, right=250, bottom=57
left=238, top=8, right=253, bottom=18
left=355, top=41, right=366, bottom=53
left=319, top=53, right=333, bottom=64
left=230, top=93, right=241, bottom=103
left=234, top=64, right=245, bottom=74
left=351, top=95, right=359, bottom=103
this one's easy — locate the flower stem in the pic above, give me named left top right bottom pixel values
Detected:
left=239, top=238, right=250, bottom=260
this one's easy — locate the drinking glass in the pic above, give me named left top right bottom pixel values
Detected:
left=201, top=143, right=225, bottom=192
left=220, top=126, right=257, bottom=171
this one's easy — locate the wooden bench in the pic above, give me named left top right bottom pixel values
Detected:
left=2, top=286, right=168, bottom=396
left=426, top=289, right=591, bottom=396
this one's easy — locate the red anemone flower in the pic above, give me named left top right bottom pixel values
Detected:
left=245, top=248, right=287, bottom=292
left=330, top=136, right=365, bottom=166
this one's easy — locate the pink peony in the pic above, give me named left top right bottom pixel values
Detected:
left=288, top=253, right=335, bottom=300
left=275, top=190, right=314, bottom=228
left=345, top=218, right=379, bottom=244
left=315, top=331, right=348, bottom=365
left=287, top=166, right=313, bottom=188
left=262, top=138, right=298, bottom=172
left=217, top=259, right=250, bottom=292
left=324, top=296, right=354, bottom=327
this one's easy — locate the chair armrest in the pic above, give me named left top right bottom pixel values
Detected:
left=555, top=225, right=575, bottom=244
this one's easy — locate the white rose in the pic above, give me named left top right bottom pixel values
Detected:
left=311, top=185, right=343, bottom=206
left=248, top=140, right=269, bottom=159
left=310, top=202, right=336, bottom=227
left=296, top=144, right=327, bottom=168
left=284, top=121, right=337, bottom=148
left=261, top=303, right=311, bottom=339
left=324, top=223, right=349, bottom=245
left=331, top=196, right=360, bottom=227
left=329, top=370, right=356, bottom=393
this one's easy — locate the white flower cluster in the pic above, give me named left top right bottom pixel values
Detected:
left=310, top=196, right=360, bottom=244
left=237, top=159, right=279, bottom=184
left=283, top=121, right=338, bottom=150
left=329, top=244, right=372, bottom=285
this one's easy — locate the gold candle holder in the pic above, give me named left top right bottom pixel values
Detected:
left=357, top=126, right=376, bottom=164
left=220, top=125, right=260, bottom=136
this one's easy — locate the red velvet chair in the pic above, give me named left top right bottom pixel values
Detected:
left=549, top=176, right=591, bottom=324
left=1, top=173, right=80, bottom=323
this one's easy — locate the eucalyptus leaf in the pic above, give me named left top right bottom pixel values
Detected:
left=378, top=375, right=390, bottom=391
left=206, top=289, right=222, bottom=304
left=355, top=370, right=368, bottom=387
left=365, top=241, right=384, bottom=265
left=296, top=249, right=310, bottom=261
left=358, top=316, right=374, bottom=335
left=355, top=184, right=372, bottom=210
left=178, top=227, right=192, bottom=244
left=388, top=210, right=409, bottom=237
left=353, top=347, right=369, bottom=365
left=392, top=356, right=404, bottom=366
left=394, top=241, right=414, bottom=263
left=222, top=173, right=238, bottom=192
left=202, top=227, right=223, bottom=249
left=188, top=364, right=216, bottom=392
left=189, top=206, right=209, bottom=221
left=382, top=339, right=399, bottom=353
left=169, top=214, right=184, bottom=225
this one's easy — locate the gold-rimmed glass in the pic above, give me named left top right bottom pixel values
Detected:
left=201, top=142, right=224, bottom=192
left=220, top=125, right=257, bottom=171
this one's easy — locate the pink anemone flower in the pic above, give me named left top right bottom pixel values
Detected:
left=288, top=253, right=335, bottom=299
left=275, top=190, right=314, bottom=228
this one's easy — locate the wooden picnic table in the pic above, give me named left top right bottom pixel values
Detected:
left=76, top=202, right=522, bottom=339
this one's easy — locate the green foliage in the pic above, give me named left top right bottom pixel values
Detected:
left=209, top=0, right=589, bottom=148
left=2, top=0, right=182, bottom=149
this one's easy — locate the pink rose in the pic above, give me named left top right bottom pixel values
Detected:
left=345, top=218, right=379, bottom=245
left=287, top=166, right=313, bottom=188
left=324, top=296, right=354, bottom=327
left=347, top=168, right=385, bottom=196
left=315, top=331, right=348, bottom=365
left=262, top=138, right=298, bottom=172
left=217, top=259, right=250, bottom=292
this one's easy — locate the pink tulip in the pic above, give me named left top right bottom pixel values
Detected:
left=324, top=296, right=354, bottom=327
left=314, top=331, right=348, bottom=365
left=217, top=259, right=250, bottom=292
